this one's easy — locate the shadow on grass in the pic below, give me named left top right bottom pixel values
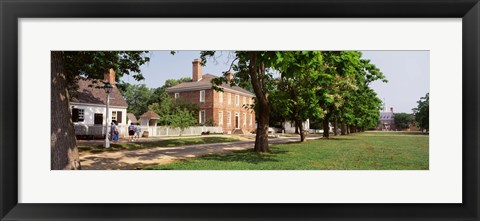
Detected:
left=364, top=131, right=428, bottom=136
left=78, top=137, right=239, bottom=153
left=320, top=137, right=356, bottom=141
left=202, top=148, right=289, bottom=164
left=147, top=148, right=290, bottom=170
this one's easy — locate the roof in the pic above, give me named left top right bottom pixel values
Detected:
left=127, top=113, right=138, bottom=123
left=165, top=74, right=255, bottom=96
left=139, top=111, right=160, bottom=119
left=380, top=112, right=394, bottom=120
left=70, top=78, right=128, bottom=108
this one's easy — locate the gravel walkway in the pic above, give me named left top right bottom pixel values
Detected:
left=79, top=136, right=317, bottom=170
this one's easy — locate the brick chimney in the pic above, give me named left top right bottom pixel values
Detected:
left=192, top=59, right=202, bottom=82
left=390, top=107, right=394, bottom=113
left=104, top=68, right=116, bottom=86
left=226, top=71, right=233, bottom=82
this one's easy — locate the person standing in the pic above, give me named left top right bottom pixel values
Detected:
left=135, top=125, right=141, bottom=141
left=128, top=123, right=136, bottom=142
left=114, top=122, right=120, bottom=142
left=110, top=122, right=115, bottom=141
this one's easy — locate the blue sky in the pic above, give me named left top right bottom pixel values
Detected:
left=122, top=51, right=429, bottom=113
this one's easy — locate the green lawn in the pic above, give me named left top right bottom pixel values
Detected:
left=144, top=132, right=429, bottom=170
left=78, top=136, right=239, bottom=153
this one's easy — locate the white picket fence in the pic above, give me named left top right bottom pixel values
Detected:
left=154, top=126, right=223, bottom=136
left=74, top=124, right=223, bottom=138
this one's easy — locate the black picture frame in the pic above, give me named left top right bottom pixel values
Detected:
left=1, top=0, right=479, bottom=220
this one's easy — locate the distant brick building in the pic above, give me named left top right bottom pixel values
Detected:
left=165, top=59, right=256, bottom=134
left=378, top=107, right=395, bottom=131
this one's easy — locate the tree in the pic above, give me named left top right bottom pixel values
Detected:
left=271, top=51, right=324, bottom=142
left=413, top=93, right=429, bottom=132
left=120, top=83, right=153, bottom=117
left=51, top=51, right=149, bottom=170
left=202, top=51, right=278, bottom=152
left=320, top=52, right=386, bottom=136
left=394, top=113, right=415, bottom=129
left=165, top=108, right=197, bottom=136
left=149, top=94, right=199, bottom=127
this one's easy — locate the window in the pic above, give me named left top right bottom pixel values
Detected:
left=94, top=113, right=103, bottom=125
left=227, top=93, right=231, bottom=105
left=175, top=93, right=179, bottom=99
left=199, top=110, right=205, bottom=124
left=117, top=111, right=122, bottom=124
left=250, top=113, right=253, bottom=126
left=71, top=108, right=84, bottom=122
left=235, top=95, right=239, bottom=106
left=227, top=112, right=231, bottom=127
left=243, top=96, right=246, bottom=106
left=218, top=111, right=223, bottom=126
left=111, top=111, right=117, bottom=122
left=219, top=92, right=223, bottom=104
left=243, top=113, right=247, bottom=127
left=200, top=90, right=205, bottom=102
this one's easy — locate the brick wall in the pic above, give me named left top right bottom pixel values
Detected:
left=168, top=89, right=256, bottom=133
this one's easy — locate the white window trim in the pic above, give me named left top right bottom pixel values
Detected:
left=249, top=113, right=253, bottom=126
left=200, top=90, right=205, bottom=102
left=243, top=96, right=246, bottom=106
left=174, top=93, right=180, bottom=99
left=112, top=111, right=117, bottom=121
left=219, top=92, right=223, bottom=104
left=227, top=93, right=231, bottom=105
left=199, top=110, right=205, bottom=124
left=218, top=111, right=223, bottom=126
left=235, top=95, right=240, bottom=106
left=227, top=112, right=232, bottom=127
left=243, top=113, right=247, bottom=127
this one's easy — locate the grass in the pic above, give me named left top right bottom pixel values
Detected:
left=78, top=136, right=240, bottom=153
left=144, top=131, right=429, bottom=170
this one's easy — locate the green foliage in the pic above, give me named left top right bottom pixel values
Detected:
left=149, top=94, right=199, bottom=132
left=202, top=50, right=386, bottom=142
left=270, top=51, right=325, bottom=139
left=394, top=113, right=415, bottom=129
left=119, top=83, right=154, bottom=117
left=164, top=77, right=192, bottom=88
left=166, top=108, right=198, bottom=135
left=119, top=77, right=193, bottom=119
left=413, top=93, right=429, bottom=132
left=63, top=51, right=150, bottom=89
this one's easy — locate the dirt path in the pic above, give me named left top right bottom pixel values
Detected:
left=79, top=137, right=317, bottom=170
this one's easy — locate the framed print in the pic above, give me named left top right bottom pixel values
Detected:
left=1, top=0, right=479, bottom=220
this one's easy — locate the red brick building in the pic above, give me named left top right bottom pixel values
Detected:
left=165, top=59, right=256, bottom=134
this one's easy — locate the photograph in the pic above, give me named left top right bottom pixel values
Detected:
left=3, top=0, right=478, bottom=219
left=52, top=50, right=429, bottom=170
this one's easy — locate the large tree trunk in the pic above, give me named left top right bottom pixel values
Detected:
left=254, top=102, right=270, bottom=152
left=341, top=120, right=347, bottom=135
left=333, top=117, right=338, bottom=136
left=322, top=118, right=330, bottom=138
left=349, top=125, right=356, bottom=133
left=295, top=118, right=306, bottom=142
left=322, top=112, right=332, bottom=138
left=249, top=52, right=270, bottom=153
left=51, top=51, right=81, bottom=170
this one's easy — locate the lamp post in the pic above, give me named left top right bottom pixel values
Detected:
left=104, top=82, right=113, bottom=148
